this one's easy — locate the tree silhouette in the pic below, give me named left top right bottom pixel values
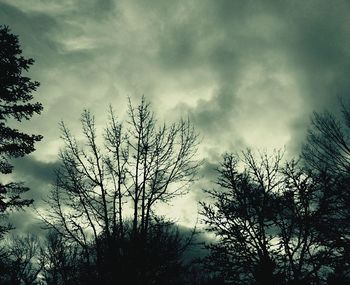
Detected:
left=302, top=101, right=350, bottom=284
left=200, top=150, right=337, bottom=285
left=39, top=230, right=80, bottom=285
left=302, top=101, right=350, bottom=175
left=0, top=234, right=43, bottom=285
left=0, top=25, right=43, bottom=236
left=39, top=97, right=199, bottom=284
left=200, top=151, right=284, bottom=284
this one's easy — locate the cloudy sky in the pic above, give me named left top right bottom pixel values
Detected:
left=1, top=0, right=350, bottom=231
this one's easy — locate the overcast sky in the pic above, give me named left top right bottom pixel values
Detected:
left=1, top=0, right=350, bottom=231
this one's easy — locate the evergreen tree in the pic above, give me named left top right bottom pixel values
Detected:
left=0, top=25, right=43, bottom=236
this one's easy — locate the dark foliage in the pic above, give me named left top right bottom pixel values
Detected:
left=0, top=25, right=42, bottom=236
left=37, top=222, right=194, bottom=285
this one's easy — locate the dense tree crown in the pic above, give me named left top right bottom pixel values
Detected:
left=0, top=25, right=42, bottom=236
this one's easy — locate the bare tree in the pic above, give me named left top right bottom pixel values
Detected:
left=39, top=230, right=80, bottom=285
left=302, top=100, right=350, bottom=175
left=39, top=97, right=199, bottom=284
left=275, top=161, right=335, bottom=284
left=200, top=150, right=284, bottom=284
left=0, top=234, right=43, bottom=285
left=200, top=150, right=334, bottom=285
left=122, top=98, right=199, bottom=237
left=302, top=100, right=350, bottom=284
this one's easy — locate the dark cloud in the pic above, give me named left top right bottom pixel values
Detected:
left=1, top=0, right=350, bottom=232
left=12, top=157, right=58, bottom=184
left=8, top=157, right=59, bottom=209
left=161, top=0, right=350, bottom=155
left=7, top=157, right=59, bottom=235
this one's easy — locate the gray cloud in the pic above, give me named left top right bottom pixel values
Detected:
left=5, top=156, right=59, bottom=235
left=1, top=0, right=350, bottom=232
left=12, top=157, right=58, bottom=184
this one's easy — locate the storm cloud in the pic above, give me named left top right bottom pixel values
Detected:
left=1, top=0, right=350, bottom=229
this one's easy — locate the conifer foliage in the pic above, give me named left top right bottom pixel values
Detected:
left=0, top=25, right=42, bottom=235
